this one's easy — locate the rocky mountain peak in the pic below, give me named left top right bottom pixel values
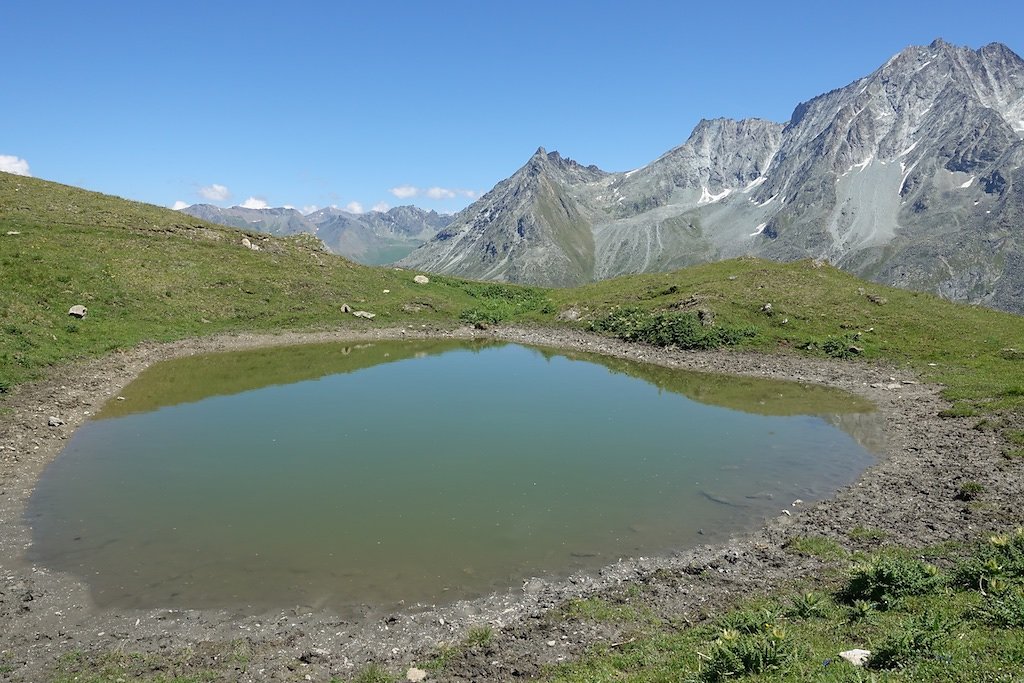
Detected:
left=401, top=39, right=1024, bottom=313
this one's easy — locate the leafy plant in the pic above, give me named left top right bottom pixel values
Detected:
left=588, top=307, right=756, bottom=350
left=975, top=586, right=1024, bottom=627
left=953, top=528, right=1024, bottom=589
left=868, top=611, right=953, bottom=670
left=785, top=591, right=829, bottom=619
left=698, top=624, right=792, bottom=682
left=840, top=554, right=945, bottom=609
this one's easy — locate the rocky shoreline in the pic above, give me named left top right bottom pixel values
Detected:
left=1, top=325, right=1020, bottom=682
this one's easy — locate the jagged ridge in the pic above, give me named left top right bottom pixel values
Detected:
left=401, top=39, right=1024, bottom=313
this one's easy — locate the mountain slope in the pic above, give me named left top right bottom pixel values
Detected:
left=400, top=148, right=608, bottom=286
left=180, top=203, right=451, bottom=265
left=401, top=39, right=1024, bottom=313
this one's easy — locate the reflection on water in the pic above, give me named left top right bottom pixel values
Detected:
left=27, top=342, right=880, bottom=616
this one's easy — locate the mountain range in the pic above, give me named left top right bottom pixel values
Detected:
left=179, top=203, right=451, bottom=265
left=399, top=39, right=1024, bottom=313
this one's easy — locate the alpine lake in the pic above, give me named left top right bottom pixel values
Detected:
left=26, top=340, right=881, bottom=617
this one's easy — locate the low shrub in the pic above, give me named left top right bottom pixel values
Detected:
left=839, top=554, right=944, bottom=609
left=699, top=625, right=792, bottom=682
left=589, top=307, right=756, bottom=350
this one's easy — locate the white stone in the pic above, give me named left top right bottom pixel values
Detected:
left=838, top=648, right=871, bottom=666
left=406, top=667, right=428, bottom=682
left=68, top=305, right=88, bottom=318
left=352, top=311, right=376, bottom=319
left=413, top=275, right=430, bottom=284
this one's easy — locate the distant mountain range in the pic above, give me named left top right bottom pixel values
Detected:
left=179, top=204, right=451, bottom=265
left=400, top=39, right=1024, bottom=313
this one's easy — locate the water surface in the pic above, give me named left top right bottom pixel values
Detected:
left=27, top=341, right=880, bottom=615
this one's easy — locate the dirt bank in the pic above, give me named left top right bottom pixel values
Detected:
left=1, top=326, right=1020, bottom=682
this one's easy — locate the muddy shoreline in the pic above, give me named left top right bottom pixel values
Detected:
left=1, top=325, right=1020, bottom=682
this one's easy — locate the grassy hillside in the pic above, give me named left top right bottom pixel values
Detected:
left=0, top=173, right=522, bottom=391
left=3, top=171, right=1024, bottom=422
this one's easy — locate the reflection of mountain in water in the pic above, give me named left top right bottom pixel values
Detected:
left=823, top=412, right=888, bottom=460
left=98, top=340, right=882, bottom=456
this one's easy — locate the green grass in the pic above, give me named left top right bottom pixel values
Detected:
left=538, top=535, right=1024, bottom=682
left=784, top=536, right=849, bottom=561
left=0, top=174, right=501, bottom=391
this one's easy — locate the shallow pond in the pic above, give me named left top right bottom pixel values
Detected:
left=26, top=341, right=881, bottom=616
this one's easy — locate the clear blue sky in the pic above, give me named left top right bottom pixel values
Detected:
left=2, top=1, right=1021, bottom=214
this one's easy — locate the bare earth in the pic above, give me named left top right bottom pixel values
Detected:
left=1, top=326, right=1021, bottom=682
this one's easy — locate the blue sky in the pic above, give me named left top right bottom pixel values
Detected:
left=2, top=1, right=1021, bottom=215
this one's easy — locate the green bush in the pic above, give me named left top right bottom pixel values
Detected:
left=840, top=554, right=945, bottom=609
left=975, top=586, right=1024, bottom=627
left=589, top=307, right=756, bottom=350
left=953, top=529, right=1024, bottom=589
left=699, top=625, right=792, bottom=682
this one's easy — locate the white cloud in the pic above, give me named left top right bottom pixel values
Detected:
left=198, top=183, right=230, bottom=201
left=301, top=205, right=319, bottom=215
left=425, top=186, right=456, bottom=200
left=0, top=155, right=31, bottom=176
left=345, top=201, right=364, bottom=214
left=240, top=196, right=269, bottom=209
left=372, top=201, right=390, bottom=212
left=171, top=200, right=190, bottom=210
left=390, top=185, right=477, bottom=201
left=389, top=185, right=419, bottom=199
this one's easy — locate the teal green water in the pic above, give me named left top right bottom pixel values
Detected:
left=26, top=341, right=879, bottom=616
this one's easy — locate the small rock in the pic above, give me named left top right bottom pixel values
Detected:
left=383, top=289, right=390, bottom=294
left=557, top=307, right=581, bottom=322
left=866, top=294, right=887, bottom=305
left=848, top=346, right=864, bottom=355
left=838, top=648, right=871, bottom=667
left=48, top=416, right=64, bottom=427
left=413, top=275, right=430, bottom=284
left=341, top=304, right=352, bottom=313
left=68, top=305, right=88, bottom=318
left=697, top=308, right=715, bottom=327
left=352, top=310, right=376, bottom=319
left=546, top=640, right=557, bottom=647
left=523, top=578, right=545, bottom=595
left=406, top=667, right=428, bottom=682
left=242, top=237, right=252, bottom=249
left=761, top=303, right=773, bottom=314
left=792, top=499, right=803, bottom=506
left=5, top=231, right=21, bottom=236
left=727, top=275, right=738, bottom=280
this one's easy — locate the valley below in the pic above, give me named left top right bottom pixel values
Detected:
left=2, top=325, right=1020, bottom=682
